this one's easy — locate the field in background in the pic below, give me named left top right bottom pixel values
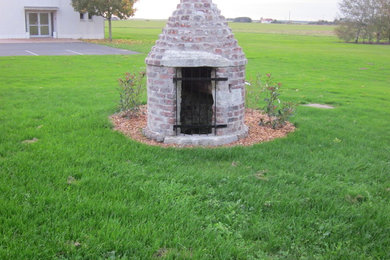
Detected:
left=1, top=20, right=389, bottom=259
left=113, top=19, right=336, bottom=36
left=87, top=20, right=336, bottom=53
left=230, top=22, right=336, bottom=36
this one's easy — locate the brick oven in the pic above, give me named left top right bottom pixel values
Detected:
left=143, top=0, right=248, bottom=146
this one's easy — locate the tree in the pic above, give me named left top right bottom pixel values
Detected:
left=378, top=0, right=390, bottom=42
left=339, top=0, right=373, bottom=43
left=335, top=20, right=359, bottom=42
left=337, top=0, right=390, bottom=43
left=71, top=0, right=138, bottom=41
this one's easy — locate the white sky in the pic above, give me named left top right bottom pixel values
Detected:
left=133, top=0, right=341, bottom=21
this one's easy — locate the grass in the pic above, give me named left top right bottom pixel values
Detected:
left=1, top=20, right=390, bottom=259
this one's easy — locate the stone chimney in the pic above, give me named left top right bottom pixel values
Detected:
left=143, top=0, right=248, bottom=146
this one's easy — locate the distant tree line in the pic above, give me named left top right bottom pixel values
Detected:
left=233, top=17, right=253, bottom=23
left=309, top=20, right=336, bottom=25
left=336, top=0, right=390, bottom=43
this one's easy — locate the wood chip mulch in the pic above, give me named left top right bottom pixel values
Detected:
left=110, top=105, right=295, bottom=148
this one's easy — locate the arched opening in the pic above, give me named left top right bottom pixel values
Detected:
left=180, top=67, right=214, bottom=135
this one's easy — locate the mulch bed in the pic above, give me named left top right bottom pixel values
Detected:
left=110, top=105, right=295, bottom=148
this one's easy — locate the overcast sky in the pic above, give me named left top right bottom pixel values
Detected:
left=133, top=0, right=341, bottom=21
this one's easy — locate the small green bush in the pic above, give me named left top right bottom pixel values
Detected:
left=118, top=71, right=146, bottom=117
left=253, top=73, right=296, bottom=129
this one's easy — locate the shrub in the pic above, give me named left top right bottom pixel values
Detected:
left=118, top=71, right=146, bottom=118
left=335, top=20, right=359, bottom=43
left=254, top=73, right=296, bottom=129
left=274, top=101, right=296, bottom=128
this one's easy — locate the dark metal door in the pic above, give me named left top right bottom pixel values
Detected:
left=173, top=67, right=227, bottom=135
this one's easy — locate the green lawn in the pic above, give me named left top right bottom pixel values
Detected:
left=0, top=21, right=389, bottom=259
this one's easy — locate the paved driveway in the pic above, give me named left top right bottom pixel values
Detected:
left=0, top=42, right=138, bottom=57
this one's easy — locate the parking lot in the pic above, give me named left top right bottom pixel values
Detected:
left=0, top=41, right=138, bottom=56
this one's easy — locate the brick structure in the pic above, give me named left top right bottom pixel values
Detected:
left=143, top=0, right=248, bottom=146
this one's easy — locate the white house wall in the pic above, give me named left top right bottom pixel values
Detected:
left=0, top=0, right=29, bottom=39
left=0, top=0, right=104, bottom=39
left=55, top=0, right=104, bottom=39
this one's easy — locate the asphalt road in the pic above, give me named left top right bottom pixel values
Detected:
left=0, top=42, right=138, bottom=56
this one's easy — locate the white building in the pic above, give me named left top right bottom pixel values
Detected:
left=260, top=18, right=274, bottom=24
left=0, top=0, right=105, bottom=39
